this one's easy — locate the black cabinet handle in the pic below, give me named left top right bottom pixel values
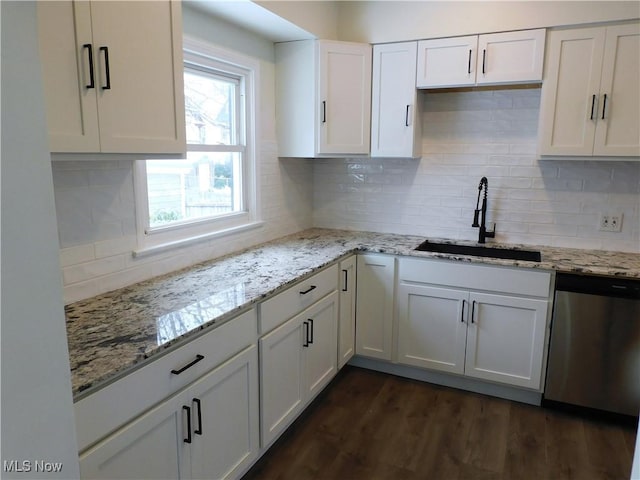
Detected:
left=183, top=406, right=192, bottom=444
left=342, top=269, right=348, bottom=292
left=322, top=101, right=326, bottom=123
left=482, top=49, right=486, bottom=74
left=303, top=321, right=310, bottom=347
left=193, top=398, right=203, bottom=436
left=171, top=354, right=204, bottom=375
left=467, top=49, right=472, bottom=74
left=299, top=285, right=317, bottom=295
left=308, top=318, right=314, bottom=345
left=461, top=299, right=466, bottom=323
left=99, top=46, right=111, bottom=90
left=83, top=44, right=95, bottom=89
left=405, top=105, right=410, bottom=127
left=601, top=94, right=607, bottom=120
left=471, top=300, right=476, bottom=324
left=590, top=94, right=597, bottom=120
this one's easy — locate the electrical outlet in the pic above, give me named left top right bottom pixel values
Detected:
left=599, top=213, right=623, bottom=232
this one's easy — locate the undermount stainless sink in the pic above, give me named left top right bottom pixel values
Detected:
left=415, top=241, right=542, bottom=262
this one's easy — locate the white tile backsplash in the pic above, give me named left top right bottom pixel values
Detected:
left=313, top=87, right=640, bottom=253
left=54, top=141, right=313, bottom=303
left=53, top=87, right=638, bottom=303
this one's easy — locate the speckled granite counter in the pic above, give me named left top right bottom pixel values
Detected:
left=66, top=228, right=640, bottom=399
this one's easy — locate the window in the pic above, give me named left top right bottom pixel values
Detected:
left=135, top=39, right=260, bottom=255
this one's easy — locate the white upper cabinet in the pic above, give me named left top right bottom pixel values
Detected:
left=371, top=42, right=422, bottom=158
left=38, top=1, right=186, bottom=155
left=416, top=29, right=545, bottom=88
left=416, top=35, right=478, bottom=88
left=539, top=23, right=640, bottom=157
left=476, top=29, right=546, bottom=85
left=276, top=40, right=372, bottom=157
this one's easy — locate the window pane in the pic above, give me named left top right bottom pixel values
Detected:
left=147, top=152, right=242, bottom=229
left=184, top=69, right=237, bottom=145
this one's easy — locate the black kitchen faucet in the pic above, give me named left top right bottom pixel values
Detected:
left=472, top=176, right=496, bottom=244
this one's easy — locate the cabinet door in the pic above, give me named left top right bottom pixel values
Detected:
left=593, top=24, right=640, bottom=156
left=79, top=393, right=188, bottom=479
left=355, top=254, right=395, bottom=360
left=465, top=292, right=548, bottom=390
left=416, top=36, right=477, bottom=88
left=371, top=42, right=421, bottom=158
left=259, top=315, right=305, bottom=448
left=538, top=28, right=606, bottom=156
left=89, top=1, right=185, bottom=154
left=338, top=256, right=357, bottom=369
left=304, top=292, right=338, bottom=400
left=397, top=283, right=468, bottom=374
left=476, top=29, right=545, bottom=85
left=37, top=1, right=101, bottom=152
left=317, top=41, right=372, bottom=155
left=189, top=346, right=259, bottom=480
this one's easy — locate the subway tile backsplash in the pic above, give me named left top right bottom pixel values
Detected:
left=54, top=88, right=639, bottom=303
left=313, top=88, right=639, bottom=252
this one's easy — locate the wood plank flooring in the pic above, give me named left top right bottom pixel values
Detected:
left=243, top=366, right=637, bottom=480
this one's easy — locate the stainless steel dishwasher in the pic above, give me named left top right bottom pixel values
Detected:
left=544, top=273, right=640, bottom=417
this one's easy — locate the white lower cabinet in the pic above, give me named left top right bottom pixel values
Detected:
left=397, top=258, right=551, bottom=390
left=260, top=291, right=338, bottom=448
left=355, top=254, right=396, bottom=360
left=79, top=345, right=259, bottom=480
left=338, top=256, right=357, bottom=368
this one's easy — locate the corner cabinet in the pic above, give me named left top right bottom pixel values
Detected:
left=539, top=23, right=640, bottom=157
left=397, top=258, right=552, bottom=390
left=371, top=42, right=422, bottom=158
left=416, top=29, right=545, bottom=88
left=275, top=40, right=372, bottom=157
left=37, top=1, right=186, bottom=155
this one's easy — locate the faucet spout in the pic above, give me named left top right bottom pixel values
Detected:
left=472, top=177, right=495, bottom=243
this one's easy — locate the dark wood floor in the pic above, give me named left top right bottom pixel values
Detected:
left=243, top=366, right=637, bottom=480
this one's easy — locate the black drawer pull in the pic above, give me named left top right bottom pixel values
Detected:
left=99, top=46, right=111, bottom=90
left=467, top=49, right=472, bottom=74
left=590, top=94, right=597, bottom=120
left=299, top=285, right=317, bottom=295
left=471, top=300, right=477, bottom=324
left=601, top=93, right=607, bottom=120
left=303, top=321, right=310, bottom=347
left=308, top=318, right=314, bottom=344
left=461, top=299, right=466, bottom=323
left=171, top=354, right=204, bottom=375
left=183, top=405, right=192, bottom=444
left=482, top=49, right=486, bottom=74
left=83, top=44, right=95, bottom=89
left=342, top=269, right=348, bottom=292
left=193, top=398, right=203, bottom=436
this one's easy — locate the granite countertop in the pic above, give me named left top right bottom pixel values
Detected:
left=66, top=228, right=640, bottom=399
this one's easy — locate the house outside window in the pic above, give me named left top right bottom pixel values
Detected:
left=135, top=38, right=260, bottom=255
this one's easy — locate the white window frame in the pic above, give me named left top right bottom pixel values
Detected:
left=134, top=37, right=261, bottom=257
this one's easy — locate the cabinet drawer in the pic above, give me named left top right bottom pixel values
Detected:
left=399, top=258, right=551, bottom=298
left=259, top=265, right=338, bottom=335
left=75, top=308, right=257, bottom=452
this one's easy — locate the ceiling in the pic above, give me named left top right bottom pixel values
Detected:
left=185, top=0, right=315, bottom=42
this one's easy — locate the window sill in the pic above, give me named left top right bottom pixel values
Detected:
left=132, top=221, right=264, bottom=259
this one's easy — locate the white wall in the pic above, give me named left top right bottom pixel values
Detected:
left=313, top=87, right=640, bottom=252
left=337, top=1, right=640, bottom=43
left=54, top=5, right=313, bottom=304
left=256, top=0, right=339, bottom=40
left=0, top=2, right=80, bottom=477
